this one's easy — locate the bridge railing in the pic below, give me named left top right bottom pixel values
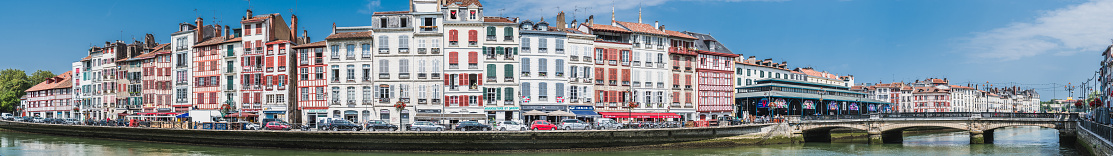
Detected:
left=800, top=112, right=1076, bottom=121
left=801, top=115, right=869, bottom=120
left=1080, top=119, right=1113, bottom=144
left=880, top=112, right=971, bottom=118
left=979, top=112, right=1057, bottom=118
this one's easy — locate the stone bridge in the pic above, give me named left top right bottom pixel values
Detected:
left=790, top=112, right=1078, bottom=144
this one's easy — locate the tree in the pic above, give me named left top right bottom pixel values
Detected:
left=0, top=69, right=30, bottom=113
left=28, top=70, right=55, bottom=85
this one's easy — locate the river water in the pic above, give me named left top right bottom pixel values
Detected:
left=0, top=126, right=1086, bottom=156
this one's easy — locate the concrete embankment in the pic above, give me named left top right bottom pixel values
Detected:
left=0, top=120, right=774, bottom=151
left=1075, top=121, right=1113, bottom=156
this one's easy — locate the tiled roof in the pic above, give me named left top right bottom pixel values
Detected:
left=26, top=71, right=72, bottom=92
left=373, top=11, right=410, bottom=15
left=587, top=23, right=631, bottom=33
left=194, top=37, right=241, bottom=47
left=950, top=85, right=975, bottom=90
left=664, top=30, right=696, bottom=40
left=242, top=14, right=274, bottom=23
left=796, top=68, right=840, bottom=80
left=550, top=27, right=588, bottom=35
left=686, top=31, right=734, bottom=54
left=325, top=31, right=374, bottom=40
left=614, top=21, right=667, bottom=36
left=81, top=55, right=92, bottom=61
left=483, top=17, right=513, bottom=23
left=913, top=87, right=950, bottom=93
left=292, top=41, right=327, bottom=49
left=443, top=0, right=482, bottom=7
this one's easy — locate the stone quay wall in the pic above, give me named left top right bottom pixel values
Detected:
left=0, top=120, right=769, bottom=150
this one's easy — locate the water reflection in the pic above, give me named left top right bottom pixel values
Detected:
left=0, top=126, right=1086, bottom=156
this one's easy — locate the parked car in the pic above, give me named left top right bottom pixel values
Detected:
left=454, top=121, right=492, bottom=131
left=529, top=120, right=557, bottom=131
left=558, top=119, right=591, bottom=130
left=265, top=121, right=291, bottom=130
left=239, top=122, right=261, bottom=130
left=494, top=120, right=526, bottom=131
left=320, top=118, right=362, bottom=131
left=593, top=118, right=623, bottom=130
left=63, top=118, right=80, bottom=125
left=1, top=113, right=12, bottom=120
left=364, top=120, right=399, bottom=131
left=31, top=117, right=44, bottom=123
left=408, top=121, right=445, bottom=131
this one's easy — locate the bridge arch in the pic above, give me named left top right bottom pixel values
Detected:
left=879, top=124, right=969, bottom=133
left=983, top=123, right=1058, bottom=132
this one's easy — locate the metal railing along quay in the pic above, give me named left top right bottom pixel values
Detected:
left=800, top=112, right=1071, bottom=121
left=1080, top=119, right=1113, bottom=144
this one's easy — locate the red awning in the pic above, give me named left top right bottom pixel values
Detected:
left=226, top=112, right=258, bottom=118
left=598, top=112, right=681, bottom=119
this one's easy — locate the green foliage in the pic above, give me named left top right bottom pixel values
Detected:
left=0, top=69, right=30, bottom=113
left=28, top=70, right=55, bottom=85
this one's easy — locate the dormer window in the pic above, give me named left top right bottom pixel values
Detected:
left=400, top=18, right=408, bottom=27
left=450, top=10, right=458, bottom=19
left=470, top=10, right=477, bottom=19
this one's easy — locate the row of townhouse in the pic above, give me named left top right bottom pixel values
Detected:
left=29, top=0, right=888, bottom=126
left=855, top=78, right=1040, bottom=113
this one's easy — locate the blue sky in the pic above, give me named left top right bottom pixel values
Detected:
left=0, top=0, right=1108, bottom=100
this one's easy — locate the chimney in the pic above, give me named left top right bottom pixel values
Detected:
left=331, top=23, right=337, bottom=34
left=658, top=24, right=665, bottom=31
left=225, top=26, right=231, bottom=39
left=587, top=15, right=594, bottom=27
left=246, top=9, right=253, bottom=19
left=195, top=17, right=203, bottom=43
left=654, top=21, right=659, bottom=29
left=555, top=11, right=566, bottom=28
left=291, top=15, right=299, bottom=44
left=213, top=24, right=222, bottom=38
left=303, top=30, right=309, bottom=43
left=571, top=19, right=578, bottom=28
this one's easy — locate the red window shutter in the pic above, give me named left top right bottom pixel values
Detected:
left=449, top=52, right=459, bottom=64
left=477, top=74, right=483, bottom=85
left=255, top=24, right=262, bottom=34
left=686, top=93, right=692, bottom=102
left=621, top=69, right=630, bottom=81
left=610, top=91, right=618, bottom=102
left=468, top=52, right=478, bottom=64
left=266, top=56, right=274, bottom=68
left=673, top=92, right=680, bottom=101
left=459, top=74, right=467, bottom=86
left=256, top=40, right=262, bottom=48
left=445, top=96, right=451, bottom=106
left=686, top=75, right=692, bottom=85
left=255, top=93, right=262, bottom=103
left=608, top=69, right=617, bottom=80
left=595, top=91, right=602, bottom=102
left=478, top=95, right=483, bottom=106
left=594, top=68, right=604, bottom=80
left=610, top=49, right=618, bottom=61
left=460, top=95, right=468, bottom=106
left=449, top=30, right=459, bottom=41
left=468, top=30, right=477, bottom=42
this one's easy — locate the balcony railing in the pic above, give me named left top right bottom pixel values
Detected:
left=379, top=49, right=389, bottom=54
left=399, top=48, right=409, bottom=54
left=379, top=98, right=390, bottom=103
left=417, top=73, right=427, bottom=79
left=420, top=26, right=438, bottom=32
left=570, top=56, right=579, bottom=61
left=504, top=36, right=513, bottom=41
left=399, top=73, right=410, bottom=79
left=431, top=73, right=441, bottom=78
left=431, top=48, right=440, bottom=54
left=418, top=48, right=427, bottom=54
left=504, top=77, right=513, bottom=82
left=487, top=36, right=496, bottom=41
left=418, top=99, right=428, bottom=104
left=379, top=73, right=390, bottom=79
left=468, top=64, right=478, bottom=69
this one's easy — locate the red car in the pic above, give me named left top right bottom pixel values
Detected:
left=529, top=120, right=557, bottom=131
left=265, top=121, right=291, bottom=130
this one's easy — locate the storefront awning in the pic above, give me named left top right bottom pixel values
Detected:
left=598, top=112, right=681, bottom=118
left=571, top=110, right=599, bottom=117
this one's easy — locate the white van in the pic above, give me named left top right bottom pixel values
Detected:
left=1, top=113, right=12, bottom=120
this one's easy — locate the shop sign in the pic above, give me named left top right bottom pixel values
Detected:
left=484, top=107, right=520, bottom=111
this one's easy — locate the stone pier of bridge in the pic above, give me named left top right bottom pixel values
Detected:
left=792, top=113, right=1076, bottom=145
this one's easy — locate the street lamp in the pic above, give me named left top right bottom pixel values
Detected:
left=627, top=101, right=638, bottom=124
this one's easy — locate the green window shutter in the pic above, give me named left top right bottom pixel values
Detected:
left=513, top=47, right=519, bottom=55
left=505, top=88, right=514, bottom=101
left=504, top=64, right=513, bottom=78
left=487, top=64, right=496, bottom=76
left=482, top=46, right=488, bottom=54
left=496, top=46, right=504, bottom=54
left=483, top=87, right=488, bottom=95
left=487, top=27, right=496, bottom=36
left=505, top=27, right=513, bottom=37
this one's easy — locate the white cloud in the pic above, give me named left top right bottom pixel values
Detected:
left=357, top=0, right=382, bottom=14
left=482, top=0, right=783, bottom=21
left=964, top=0, right=1113, bottom=61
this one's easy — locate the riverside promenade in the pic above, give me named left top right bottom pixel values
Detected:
left=0, top=120, right=773, bottom=151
